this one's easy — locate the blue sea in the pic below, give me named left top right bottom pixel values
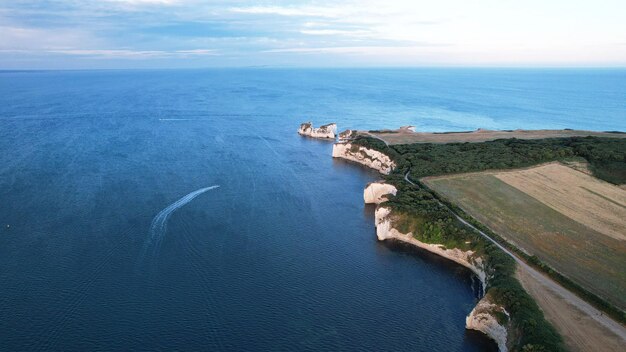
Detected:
left=0, top=69, right=624, bottom=351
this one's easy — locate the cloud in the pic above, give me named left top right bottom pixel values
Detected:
left=229, top=3, right=445, bottom=45
left=41, top=48, right=218, bottom=59
left=174, top=49, right=216, bottom=54
left=300, top=29, right=370, bottom=36
left=228, top=6, right=346, bottom=18
left=265, top=45, right=446, bottom=54
left=0, top=0, right=625, bottom=67
left=104, top=0, right=182, bottom=5
left=49, top=49, right=167, bottom=57
left=0, top=25, right=101, bottom=51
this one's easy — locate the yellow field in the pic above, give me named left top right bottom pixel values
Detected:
left=495, top=163, right=626, bottom=241
left=423, top=163, right=626, bottom=310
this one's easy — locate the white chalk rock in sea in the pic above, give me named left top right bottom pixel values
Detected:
left=374, top=206, right=487, bottom=287
left=332, top=142, right=395, bottom=175
left=364, top=182, right=397, bottom=204
left=466, top=296, right=509, bottom=352
left=298, top=122, right=337, bottom=139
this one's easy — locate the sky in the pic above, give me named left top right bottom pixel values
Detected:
left=1, top=0, right=625, bottom=69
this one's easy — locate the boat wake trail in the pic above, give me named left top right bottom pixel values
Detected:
left=140, top=185, right=220, bottom=262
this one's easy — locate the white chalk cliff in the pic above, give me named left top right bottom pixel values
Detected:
left=298, top=122, right=337, bottom=139
left=374, top=205, right=514, bottom=350
left=466, top=296, right=509, bottom=352
left=338, top=129, right=357, bottom=141
left=364, top=182, right=397, bottom=204
left=331, top=135, right=510, bottom=350
left=332, top=142, right=395, bottom=174
left=374, top=206, right=487, bottom=286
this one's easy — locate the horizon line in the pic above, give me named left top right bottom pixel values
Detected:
left=2, top=65, right=626, bottom=72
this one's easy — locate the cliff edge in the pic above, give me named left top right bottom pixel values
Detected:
left=466, top=295, right=509, bottom=352
left=338, top=129, right=358, bottom=141
left=364, top=181, right=397, bottom=204
left=372, top=199, right=514, bottom=350
left=332, top=142, right=395, bottom=174
left=374, top=206, right=487, bottom=287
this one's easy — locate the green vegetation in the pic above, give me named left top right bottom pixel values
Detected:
left=354, top=136, right=626, bottom=185
left=429, top=180, right=626, bottom=325
left=425, top=173, right=626, bottom=318
left=367, top=130, right=398, bottom=133
left=383, top=180, right=565, bottom=351
left=384, top=179, right=481, bottom=252
left=351, top=135, right=626, bottom=350
left=484, top=241, right=564, bottom=352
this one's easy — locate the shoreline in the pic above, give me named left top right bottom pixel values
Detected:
left=336, top=144, right=509, bottom=351
left=328, top=131, right=626, bottom=352
left=374, top=205, right=487, bottom=290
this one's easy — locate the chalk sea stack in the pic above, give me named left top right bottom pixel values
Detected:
left=298, top=122, right=337, bottom=139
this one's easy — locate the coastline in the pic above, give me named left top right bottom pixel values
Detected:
left=336, top=142, right=509, bottom=351
left=332, top=142, right=395, bottom=175
left=329, top=131, right=626, bottom=352
left=374, top=205, right=487, bottom=290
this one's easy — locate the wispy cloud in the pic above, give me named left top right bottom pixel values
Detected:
left=103, top=0, right=184, bottom=7
left=229, top=6, right=346, bottom=18
left=4, top=48, right=219, bottom=59
left=264, top=45, right=449, bottom=55
left=0, top=25, right=102, bottom=51
left=106, top=0, right=181, bottom=3
left=300, top=29, right=371, bottom=37
left=0, top=0, right=625, bottom=68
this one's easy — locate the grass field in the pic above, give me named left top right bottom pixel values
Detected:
left=495, top=163, right=626, bottom=241
left=366, top=129, right=626, bottom=145
left=423, top=163, right=626, bottom=310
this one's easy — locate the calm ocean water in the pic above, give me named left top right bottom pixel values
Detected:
left=0, top=69, right=624, bottom=351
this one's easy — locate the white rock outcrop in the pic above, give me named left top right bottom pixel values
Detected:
left=364, top=182, right=397, bottom=204
left=466, top=296, right=509, bottom=352
left=338, top=129, right=357, bottom=141
left=374, top=206, right=486, bottom=287
left=298, top=122, right=337, bottom=139
left=332, top=142, right=395, bottom=174
left=373, top=205, right=509, bottom=348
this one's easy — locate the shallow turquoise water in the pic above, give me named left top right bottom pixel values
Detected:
left=0, top=69, right=624, bottom=351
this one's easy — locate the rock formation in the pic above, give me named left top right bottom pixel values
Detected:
left=374, top=204, right=513, bottom=349
left=332, top=142, right=395, bottom=174
left=298, top=122, right=337, bottom=139
left=466, top=296, right=509, bottom=352
left=374, top=206, right=487, bottom=286
left=331, top=134, right=510, bottom=350
left=338, top=129, right=357, bottom=141
left=364, top=182, right=397, bottom=204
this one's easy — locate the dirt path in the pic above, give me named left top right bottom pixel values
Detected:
left=516, top=268, right=625, bottom=352
left=404, top=171, right=626, bottom=351
left=362, top=132, right=390, bottom=147
left=453, top=203, right=626, bottom=350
